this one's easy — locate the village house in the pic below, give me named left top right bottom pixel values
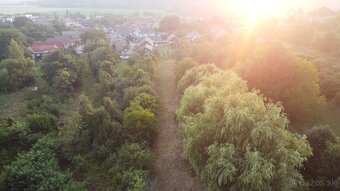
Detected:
left=152, top=35, right=164, bottom=47
left=28, top=43, right=58, bottom=60
left=137, top=37, right=154, bottom=52
left=166, top=34, right=179, bottom=45
left=132, top=27, right=156, bottom=38
left=28, top=36, right=74, bottom=60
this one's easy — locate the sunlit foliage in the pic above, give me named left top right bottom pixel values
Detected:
left=177, top=70, right=312, bottom=191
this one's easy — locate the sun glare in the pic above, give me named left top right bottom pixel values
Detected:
left=219, top=0, right=285, bottom=26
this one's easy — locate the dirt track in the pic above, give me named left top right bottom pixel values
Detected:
left=149, top=60, right=203, bottom=191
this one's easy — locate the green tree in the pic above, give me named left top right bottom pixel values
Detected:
left=123, top=99, right=157, bottom=143
left=9, top=39, right=25, bottom=60
left=42, top=50, right=83, bottom=96
left=90, top=47, right=117, bottom=77
left=105, top=143, right=151, bottom=191
left=175, top=57, right=198, bottom=82
left=13, top=16, right=33, bottom=29
left=52, top=68, right=76, bottom=98
left=177, top=71, right=312, bottom=191
left=177, top=64, right=220, bottom=95
left=3, top=137, right=86, bottom=191
left=83, top=39, right=109, bottom=53
left=302, top=126, right=340, bottom=184
left=0, top=58, right=35, bottom=92
left=237, top=46, right=326, bottom=126
left=0, top=28, right=25, bottom=60
left=80, top=29, right=107, bottom=44
left=133, top=93, right=159, bottom=114
left=52, top=19, right=67, bottom=34
left=26, top=113, right=57, bottom=134
left=0, top=121, right=40, bottom=169
left=78, top=95, right=122, bottom=150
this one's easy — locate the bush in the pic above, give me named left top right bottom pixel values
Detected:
left=106, top=143, right=151, bottom=191
left=26, top=113, right=57, bottom=134
left=26, top=94, right=63, bottom=116
left=133, top=93, right=159, bottom=114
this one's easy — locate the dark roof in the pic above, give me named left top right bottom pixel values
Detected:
left=310, top=7, right=336, bottom=16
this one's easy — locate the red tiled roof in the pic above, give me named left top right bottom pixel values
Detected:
left=29, top=42, right=58, bottom=53
left=28, top=37, right=72, bottom=53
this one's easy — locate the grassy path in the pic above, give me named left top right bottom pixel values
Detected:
left=149, top=59, right=203, bottom=191
left=0, top=91, right=27, bottom=125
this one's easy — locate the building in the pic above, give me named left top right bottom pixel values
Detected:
left=137, top=37, right=154, bottom=51
left=29, top=37, right=73, bottom=60
left=166, top=34, right=179, bottom=45
left=133, top=27, right=156, bottom=38
left=28, top=43, right=58, bottom=60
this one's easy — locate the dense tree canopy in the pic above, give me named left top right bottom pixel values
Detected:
left=123, top=99, right=157, bottom=144
left=0, top=28, right=25, bottom=60
left=177, top=64, right=220, bottom=95
left=237, top=45, right=326, bottom=126
left=42, top=50, right=83, bottom=98
left=175, top=57, right=198, bottom=82
left=13, top=16, right=56, bottom=40
left=177, top=69, right=312, bottom=191
left=80, top=29, right=107, bottom=44
left=3, top=137, right=85, bottom=191
left=302, top=126, right=340, bottom=185
left=0, top=58, right=35, bottom=92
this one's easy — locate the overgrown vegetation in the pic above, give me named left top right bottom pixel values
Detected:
left=0, top=27, right=159, bottom=190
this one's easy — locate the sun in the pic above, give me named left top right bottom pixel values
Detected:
left=238, top=0, right=282, bottom=25
left=218, top=0, right=284, bottom=26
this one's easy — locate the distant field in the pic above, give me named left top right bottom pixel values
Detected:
left=0, top=5, right=168, bottom=15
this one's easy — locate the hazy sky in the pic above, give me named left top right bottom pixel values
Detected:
left=270, top=0, right=340, bottom=11
left=2, top=0, right=338, bottom=10
left=186, top=0, right=339, bottom=18
left=0, top=0, right=339, bottom=14
left=213, top=0, right=340, bottom=13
